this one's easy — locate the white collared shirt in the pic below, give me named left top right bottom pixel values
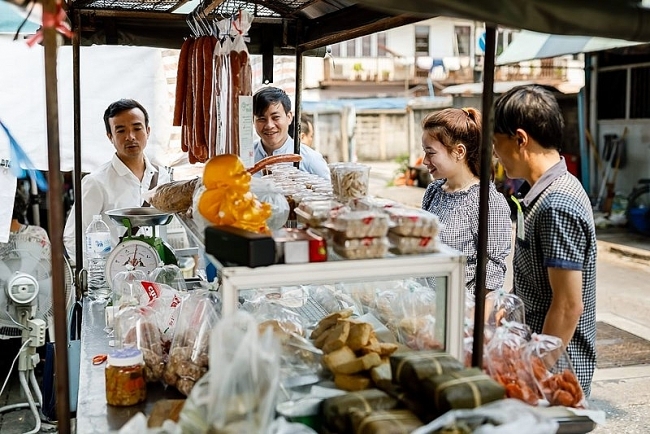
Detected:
left=63, top=153, right=169, bottom=263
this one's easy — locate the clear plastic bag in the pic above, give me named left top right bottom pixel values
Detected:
left=207, top=311, right=280, bottom=433
left=149, top=263, right=188, bottom=292
left=411, top=399, right=559, bottom=434
left=391, top=285, right=439, bottom=350
left=485, top=324, right=539, bottom=406
left=112, top=265, right=148, bottom=310
left=250, top=177, right=290, bottom=231
left=484, top=289, right=525, bottom=329
left=114, top=306, right=166, bottom=383
left=523, top=333, right=588, bottom=408
left=163, top=290, right=221, bottom=395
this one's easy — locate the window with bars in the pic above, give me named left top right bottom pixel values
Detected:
left=415, top=25, right=430, bottom=56
left=454, top=25, right=471, bottom=56
left=598, top=66, right=650, bottom=120
left=330, top=33, right=390, bottom=58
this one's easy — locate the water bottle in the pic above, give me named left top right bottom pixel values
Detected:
left=85, top=214, right=113, bottom=302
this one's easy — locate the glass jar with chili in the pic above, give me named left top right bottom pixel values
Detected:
left=105, top=347, right=147, bottom=406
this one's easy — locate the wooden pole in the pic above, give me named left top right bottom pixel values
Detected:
left=42, top=0, right=71, bottom=431
left=471, top=24, right=496, bottom=369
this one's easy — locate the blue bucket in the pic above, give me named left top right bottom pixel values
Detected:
left=629, top=207, right=650, bottom=235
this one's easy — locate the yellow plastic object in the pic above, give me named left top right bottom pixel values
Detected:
left=198, top=154, right=271, bottom=234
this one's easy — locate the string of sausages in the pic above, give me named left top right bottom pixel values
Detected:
left=174, top=35, right=252, bottom=164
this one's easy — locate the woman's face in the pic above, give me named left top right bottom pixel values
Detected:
left=421, top=131, right=458, bottom=179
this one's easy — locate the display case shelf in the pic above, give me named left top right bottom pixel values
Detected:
left=177, top=214, right=467, bottom=360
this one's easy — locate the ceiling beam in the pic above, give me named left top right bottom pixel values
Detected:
left=299, top=6, right=426, bottom=51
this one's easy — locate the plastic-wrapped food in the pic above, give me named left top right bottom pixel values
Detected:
left=112, top=266, right=148, bottom=310
left=243, top=299, right=307, bottom=337
left=388, top=232, right=441, bottom=254
left=332, top=236, right=389, bottom=259
left=385, top=207, right=441, bottom=237
left=164, top=290, right=221, bottom=395
left=207, top=311, right=280, bottom=433
left=295, top=199, right=347, bottom=227
left=114, top=306, right=166, bottom=383
left=250, top=177, right=290, bottom=231
left=484, top=289, right=525, bottom=329
left=148, top=178, right=200, bottom=213
left=149, top=263, right=188, bottom=292
left=388, top=285, right=441, bottom=350
left=329, top=210, right=390, bottom=238
left=351, top=196, right=401, bottom=212
left=485, top=324, right=539, bottom=405
left=523, top=333, right=587, bottom=408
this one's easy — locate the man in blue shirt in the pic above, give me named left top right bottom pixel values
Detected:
left=252, top=87, right=330, bottom=179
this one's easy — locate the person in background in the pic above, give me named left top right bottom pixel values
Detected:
left=253, top=87, right=330, bottom=179
left=63, top=98, right=170, bottom=263
left=420, top=107, right=512, bottom=294
left=299, top=114, right=314, bottom=148
left=492, top=85, right=596, bottom=397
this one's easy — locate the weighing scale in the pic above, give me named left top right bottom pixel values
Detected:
left=105, top=207, right=177, bottom=288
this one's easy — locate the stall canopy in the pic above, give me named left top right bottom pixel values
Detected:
left=496, top=30, right=642, bottom=65
left=0, top=39, right=172, bottom=172
left=356, top=0, right=650, bottom=42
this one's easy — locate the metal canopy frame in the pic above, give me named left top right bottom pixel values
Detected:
left=35, top=0, right=650, bottom=431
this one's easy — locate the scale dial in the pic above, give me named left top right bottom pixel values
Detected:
left=105, top=239, right=161, bottom=288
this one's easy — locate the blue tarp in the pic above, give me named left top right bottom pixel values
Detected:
left=0, top=2, right=40, bottom=35
left=302, top=96, right=450, bottom=112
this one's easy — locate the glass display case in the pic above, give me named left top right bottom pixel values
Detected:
left=213, top=247, right=465, bottom=360
left=178, top=215, right=467, bottom=361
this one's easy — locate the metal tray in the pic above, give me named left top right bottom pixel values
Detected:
left=105, top=207, right=173, bottom=228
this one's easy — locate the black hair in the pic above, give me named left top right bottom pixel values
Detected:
left=103, top=99, right=150, bottom=135
left=421, top=107, right=482, bottom=177
left=252, top=87, right=292, bottom=118
left=300, top=114, right=313, bottom=135
left=493, top=85, right=564, bottom=150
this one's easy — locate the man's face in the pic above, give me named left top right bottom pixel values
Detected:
left=492, top=132, right=522, bottom=179
left=254, top=102, right=293, bottom=153
left=107, top=108, right=149, bottom=162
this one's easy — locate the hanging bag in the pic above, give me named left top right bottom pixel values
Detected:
left=41, top=299, right=82, bottom=421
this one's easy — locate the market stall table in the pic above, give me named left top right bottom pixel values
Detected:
left=76, top=300, right=185, bottom=433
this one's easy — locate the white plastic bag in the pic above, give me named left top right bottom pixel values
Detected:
left=411, top=399, right=558, bottom=434
left=207, top=311, right=281, bottom=433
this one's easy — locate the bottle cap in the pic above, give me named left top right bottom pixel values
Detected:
left=107, top=347, right=144, bottom=367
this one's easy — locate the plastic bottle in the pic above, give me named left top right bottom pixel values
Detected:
left=85, top=214, right=112, bottom=301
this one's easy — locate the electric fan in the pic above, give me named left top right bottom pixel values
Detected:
left=0, top=230, right=75, bottom=434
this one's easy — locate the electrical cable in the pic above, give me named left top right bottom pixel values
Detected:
left=0, top=338, right=31, bottom=397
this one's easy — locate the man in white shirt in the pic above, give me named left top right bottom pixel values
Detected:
left=253, top=87, right=330, bottom=179
left=63, top=99, right=170, bottom=263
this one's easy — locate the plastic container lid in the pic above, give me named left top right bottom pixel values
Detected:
left=107, top=348, right=144, bottom=367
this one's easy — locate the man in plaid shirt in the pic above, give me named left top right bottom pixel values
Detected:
left=492, top=85, right=597, bottom=397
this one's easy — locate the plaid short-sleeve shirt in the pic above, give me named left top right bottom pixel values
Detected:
left=513, top=158, right=597, bottom=396
left=422, top=179, right=512, bottom=294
